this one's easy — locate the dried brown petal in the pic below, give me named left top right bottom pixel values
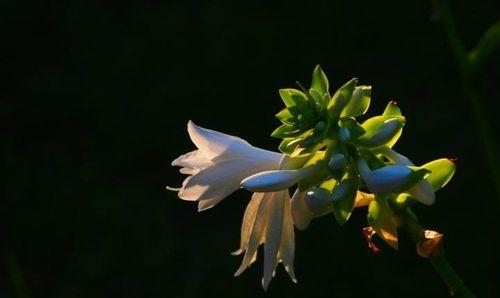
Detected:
left=362, top=227, right=381, bottom=254
left=417, top=230, right=443, bottom=258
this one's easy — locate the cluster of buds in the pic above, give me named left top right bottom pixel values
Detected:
left=242, top=66, right=456, bottom=246
left=170, top=66, right=456, bottom=289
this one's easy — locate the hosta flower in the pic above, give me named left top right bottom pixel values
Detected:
left=170, top=66, right=462, bottom=293
left=171, top=120, right=282, bottom=211
left=171, top=120, right=297, bottom=289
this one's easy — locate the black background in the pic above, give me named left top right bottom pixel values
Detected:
left=2, top=0, right=499, bottom=297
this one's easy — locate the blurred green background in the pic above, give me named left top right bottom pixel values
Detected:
left=1, top=0, right=499, bottom=297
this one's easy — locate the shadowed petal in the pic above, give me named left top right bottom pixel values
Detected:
left=291, top=190, right=313, bottom=230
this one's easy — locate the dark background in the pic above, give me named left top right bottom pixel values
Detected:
left=2, top=0, right=499, bottom=297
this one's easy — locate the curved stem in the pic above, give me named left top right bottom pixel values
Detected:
left=399, top=208, right=476, bottom=298
left=432, top=0, right=500, bottom=199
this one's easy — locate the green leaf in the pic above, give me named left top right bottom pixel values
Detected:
left=332, top=175, right=359, bottom=225
left=327, top=78, right=358, bottom=118
left=358, top=116, right=405, bottom=148
left=275, top=108, right=297, bottom=124
left=311, top=65, right=329, bottom=97
left=421, top=158, right=456, bottom=191
left=279, top=89, right=308, bottom=109
left=341, top=85, right=371, bottom=118
left=367, top=196, right=398, bottom=249
left=271, top=124, right=302, bottom=138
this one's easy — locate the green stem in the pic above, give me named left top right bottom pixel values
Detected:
left=4, top=253, right=32, bottom=298
left=399, top=208, right=476, bottom=298
left=432, top=0, right=500, bottom=199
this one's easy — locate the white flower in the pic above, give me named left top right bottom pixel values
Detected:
left=171, top=121, right=282, bottom=211
left=171, top=121, right=297, bottom=290
left=233, top=190, right=296, bottom=290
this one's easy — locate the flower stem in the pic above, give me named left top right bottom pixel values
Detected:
left=432, top=0, right=500, bottom=200
left=3, top=253, right=32, bottom=298
left=398, top=208, right=477, bottom=298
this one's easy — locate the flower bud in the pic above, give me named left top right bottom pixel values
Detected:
left=358, top=117, right=404, bottom=148
left=328, top=153, right=346, bottom=170
left=305, top=188, right=332, bottom=213
left=241, top=165, right=318, bottom=192
left=327, top=78, right=358, bottom=117
left=338, top=127, right=351, bottom=142
left=341, top=85, right=371, bottom=118
left=363, top=165, right=413, bottom=193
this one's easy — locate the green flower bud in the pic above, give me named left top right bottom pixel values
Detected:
left=339, top=127, right=351, bottom=142
left=358, top=117, right=405, bottom=147
left=340, top=85, right=371, bottom=118
left=327, top=78, right=358, bottom=118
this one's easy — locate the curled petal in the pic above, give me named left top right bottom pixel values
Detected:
left=417, top=230, right=443, bottom=258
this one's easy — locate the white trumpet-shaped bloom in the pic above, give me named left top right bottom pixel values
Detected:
left=171, top=121, right=283, bottom=211
left=233, top=190, right=296, bottom=290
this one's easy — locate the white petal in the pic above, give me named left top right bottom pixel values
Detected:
left=187, top=121, right=282, bottom=164
left=241, top=165, right=318, bottom=192
left=178, top=157, right=281, bottom=209
left=233, top=193, right=263, bottom=256
left=262, top=191, right=284, bottom=290
left=291, top=190, right=313, bottom=230
left=234, top=191, right=296, bottom=290
left=277, top=193, right=297, bottom=283
left=408, top=180, right=435, bottom=205
left=364, top=165, right=412, bottom=193
left=172, top=150, right=212, bottom=174
left=234, top=193, right=268, bottom=276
